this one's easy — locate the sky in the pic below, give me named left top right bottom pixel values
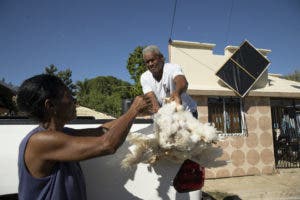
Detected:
left=0, top=0, right=299, bottom=86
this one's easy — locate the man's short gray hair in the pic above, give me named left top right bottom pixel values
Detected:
left=142, top=45, right=163, bottom=57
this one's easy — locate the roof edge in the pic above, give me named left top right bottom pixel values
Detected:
left=188, top=89, right=300, bottom=98
left=170, top=40, right=216, bottom=50
left=225, top=45, right=271, bottom=55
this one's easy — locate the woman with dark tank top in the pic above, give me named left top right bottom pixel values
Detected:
left=17, top=74, right=150, bottom=200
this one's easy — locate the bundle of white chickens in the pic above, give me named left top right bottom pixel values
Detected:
left=121, top=101, right=221, bottom=169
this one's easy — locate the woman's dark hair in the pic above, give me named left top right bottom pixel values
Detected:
left=17, top=74, right=66, bottom=122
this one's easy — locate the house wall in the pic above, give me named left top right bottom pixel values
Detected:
left=169, top=42, right=226, bottom=88
left=192, top=95, right=276, bottom=179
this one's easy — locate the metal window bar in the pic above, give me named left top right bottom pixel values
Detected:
left=240, top=98, right=247, bottom=135
left=271, top=98, right=300, bottom=168
left=223, top=98, right=226, bottom=133
left=208, top=97, right=243, bottom=135
left=208, top=98, right=224, bottom=132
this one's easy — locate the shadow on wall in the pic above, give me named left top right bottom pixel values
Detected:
left=148, top=147, right=226, bottom=200
left=291, top=85, right=300, bottom=89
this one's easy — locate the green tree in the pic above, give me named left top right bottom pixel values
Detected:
left=0, top=78, right=17, bottom=115
left=76, top=78, right=89, bottom=97
left=282, top=70, right=300, bottom=82
left=126, top=46, right=147, bottom=96
left=44, top=64, right=57, bottom=75
left=76, top=76, right=132, bottom=117
left=44, top=64, right=77, bottom=96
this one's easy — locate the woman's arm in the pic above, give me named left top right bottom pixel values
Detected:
left=27, top=96, right=150, bottom=162
left=144, top=91, right=160, bottom=114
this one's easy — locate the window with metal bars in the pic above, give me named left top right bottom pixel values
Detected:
left=208, top=97, right=243, bottom=134
left=271, top=98, right=300, bottom=137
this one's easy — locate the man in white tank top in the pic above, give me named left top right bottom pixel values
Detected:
left=140, top=45, right=198, bottom=118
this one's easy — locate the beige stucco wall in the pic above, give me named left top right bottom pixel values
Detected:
left=169, top=40, right=297, bottom=178
left=192, top=95, right=275, bottom=179
left=169, top=41, right=228, bottom=89
left=168, top=40, right=300, bottom=98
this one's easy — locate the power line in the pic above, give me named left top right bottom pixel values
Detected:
left=225, top=0, right=234, bottom=45
left=174, top=47, right=216, bottom=73
left=169, top=0, right=178, bottom=41
left=169, top=1, right=233, bottom=73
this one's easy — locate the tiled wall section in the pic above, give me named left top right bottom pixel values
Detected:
left=193, top=96, right=208, bottom=124
left=192, top=96, right=275, bottom=179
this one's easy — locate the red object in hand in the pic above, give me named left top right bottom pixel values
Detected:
left=173, top=159, right=205, bottom=193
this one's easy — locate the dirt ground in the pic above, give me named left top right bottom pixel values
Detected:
left=202, top=168, right=300, bottom=200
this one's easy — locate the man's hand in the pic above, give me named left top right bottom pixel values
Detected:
left=170, top=91, right=182, bottom=105
left=172, top=75, right=187, bottom=105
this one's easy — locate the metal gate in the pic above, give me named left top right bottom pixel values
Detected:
left=271, top=98, right=300, bottom=168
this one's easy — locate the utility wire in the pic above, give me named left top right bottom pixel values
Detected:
left=169, top=1, right=233, bottom=74
left=169, top=0, right=178, bottom=41
left=174, top=47, right=216, bottom=73
left=225, top=0, right=234, bottom=45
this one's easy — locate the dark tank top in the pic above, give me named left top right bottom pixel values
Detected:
left=18, top=126, right=87, bottom=200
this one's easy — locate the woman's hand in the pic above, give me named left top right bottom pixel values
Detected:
left=130, top=95, right=152, bottom=114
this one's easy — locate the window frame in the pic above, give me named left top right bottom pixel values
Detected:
left=208, top=96, right=247, bottom=136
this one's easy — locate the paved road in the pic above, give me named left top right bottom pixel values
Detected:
left=202, top=168, right=300, bottom=200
